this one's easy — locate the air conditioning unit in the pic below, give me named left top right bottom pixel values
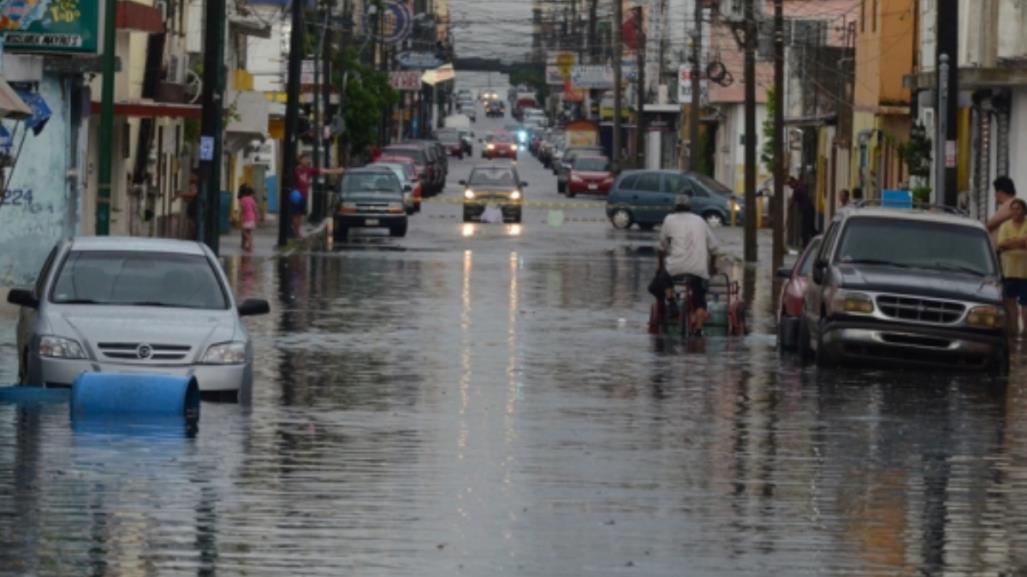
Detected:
left=168, top=54, right=185, bottom=84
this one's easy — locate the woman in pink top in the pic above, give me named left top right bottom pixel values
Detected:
left=238, top=184, right=259, bottom=251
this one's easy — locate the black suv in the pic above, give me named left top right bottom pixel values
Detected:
left=799, top=207, right=1008, bottom=372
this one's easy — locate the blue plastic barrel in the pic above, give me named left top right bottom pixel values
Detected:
left=70, top=373, right=200, bottom=421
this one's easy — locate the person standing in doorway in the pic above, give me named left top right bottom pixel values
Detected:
left=839, top=189, right=850, bottom=208
left=238, top=184, right=258, bottom=252
left=293, top=152, right=345, bottom=238
left=788, top=176, right=816, bottom=248
left=987, top=176, right=1017, bottom=242
left=997, top=198, right=1027, bottom=337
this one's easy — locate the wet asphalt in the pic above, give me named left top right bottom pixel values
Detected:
left=2, top=110, right=1027, bottom=576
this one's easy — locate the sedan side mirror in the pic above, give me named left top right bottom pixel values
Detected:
left=7, top=288, right=38, bottom=309
left=776, top=266, right=793, bottom=280
left=404, top=184, right=412, bottom=192
left=811, top=260, right=827, bottom=285
left=520, top=181, right=528, bottom=188
left=458, top=180, right=467, bottom=186
left=238, top=298, right=270, bottom=317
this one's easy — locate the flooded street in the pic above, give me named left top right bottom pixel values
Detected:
left=3, top=115, right=1027, bottom=576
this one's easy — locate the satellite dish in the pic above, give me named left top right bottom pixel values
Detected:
left=185, top=69, right=202, bottom=104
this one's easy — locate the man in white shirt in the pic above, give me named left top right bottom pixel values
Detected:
left=658, top=195, right=721, bottom=335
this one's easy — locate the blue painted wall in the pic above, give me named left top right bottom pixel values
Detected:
left=0, top=75, right=76, bottom=288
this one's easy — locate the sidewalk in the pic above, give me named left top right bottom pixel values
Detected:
left=218, top=216, right=328, bottom=258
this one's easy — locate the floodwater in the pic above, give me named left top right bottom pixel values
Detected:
left=3, top=111, right=1027, bottom=576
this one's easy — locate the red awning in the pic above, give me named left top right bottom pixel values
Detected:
left=116, top=1, right=164, bottom=33
left=90, top=101, right=202, bottom=119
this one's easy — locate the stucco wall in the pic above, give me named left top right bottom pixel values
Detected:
left=0, top=76, right=75, bottom=288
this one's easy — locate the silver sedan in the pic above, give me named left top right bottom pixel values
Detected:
left=6, top=237, right=269, bottom=398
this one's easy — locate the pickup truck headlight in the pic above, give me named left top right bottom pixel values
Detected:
left=831, top=291, right=875, bottom=315
left=201, top=342, right=246, bottom=365
left=510, top=190, right=522, bottom=200
left=39, top=335, right=86, bottom=359
left=966, top=305, right=1005, bottom=329
left=464, top=189, right=475, bottom=200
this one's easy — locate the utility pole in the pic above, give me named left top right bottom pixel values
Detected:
left=199, top=0, right=226, bottom=254
left=935, top=54, right=949, bottom=207
left=587, top=0, right=599, bottom=62
left=312, top=14, right=322, bottom=221
left=279, top=0, right=304, bottom=246
left=743, top=0, right=757, bottom=262
left=612, top=0, right=623, bottom=171
left=772, top=0, right=785, bottom=270
left=937, top=0, right=959, bottom=207
left=688, top=0, right=702, bottom=172
left=635, top=6, right=645, bottom=169
left=322, top=0, right=333, bottom=173
left=96, top=0, right=117, bottom=235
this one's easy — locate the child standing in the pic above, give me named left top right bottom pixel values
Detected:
left=238, top=184, right=258, bottom=251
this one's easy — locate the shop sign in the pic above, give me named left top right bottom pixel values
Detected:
left=3, top=0, right=101, bottom=54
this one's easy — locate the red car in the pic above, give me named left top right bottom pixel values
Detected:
left=436, top=130, right=465, bottom=158
left=566, top=156, right=615, bottom=197
left=482, top=134, right=518, bottom=159
left=776, top=236, right=822, bottom=351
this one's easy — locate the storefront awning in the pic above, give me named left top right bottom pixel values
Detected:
left=89, top=101, right=202, bottom=118
left=0, top=77, right=32, bottom=119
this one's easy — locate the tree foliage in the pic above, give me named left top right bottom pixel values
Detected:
left=334, top=49, right=399, bottom=157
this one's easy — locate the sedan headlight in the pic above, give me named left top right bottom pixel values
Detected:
left=39, top=335, right=86, bottom=359
left=510, top=190, right=522, bottom=200
left=486, top=144, right=495, bottom=150
left=201, top=342, right=247, bottom=365
left=966, top=305, right=1005, bottom=329
left=831, top=291, right=874, bottom=315
left=464, top=189, right=476, bottom=200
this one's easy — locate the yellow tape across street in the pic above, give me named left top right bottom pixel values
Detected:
left=420, top=196, right=607, bottom=210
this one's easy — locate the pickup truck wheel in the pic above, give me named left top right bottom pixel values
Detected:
left=333, top=219, right=348, bottom=242
left=991, top=344, right=1010, bottom=376
left=390, top=222, right=408, bottom=238
left=814, top=318, right=835, bottom=368
left=797, top=318, right=813, bottom=364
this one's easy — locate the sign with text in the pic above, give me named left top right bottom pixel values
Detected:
left=396, top=51, right=443, bottom=70
left=677, top=66, right=708, bottom=104
left=390, top=70, right=422, bottom=91
left=545, top=66, right=564, bottom=85
left=2, top=0, right=101, bottom=54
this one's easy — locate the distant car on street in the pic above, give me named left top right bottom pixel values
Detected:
left=334, top=167, right=410, bottom=240
left=435, top=129, right=466, bottom=159
left=482, top=132, right=518, bottom=160
left=605, top=170, right=743, bottom=230
left=7, top=237, right=270, bottom=398
left=460, top=164, right=526, bottom=223
left=555, top=146, right=603, bottom=193
left=566, top=155, right=614, bottom=198
left=776, top=236, right=822, bottom=351
left=798, top=207, right=1008, bottom=372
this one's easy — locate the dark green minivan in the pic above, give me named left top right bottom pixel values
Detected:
left=605, top=170, right=743, bottom=230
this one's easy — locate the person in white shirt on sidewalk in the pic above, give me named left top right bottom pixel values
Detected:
left=657, top=195, right=722, bottom=336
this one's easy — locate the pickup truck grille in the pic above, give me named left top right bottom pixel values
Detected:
left=876, top=295, right=965, bottom=325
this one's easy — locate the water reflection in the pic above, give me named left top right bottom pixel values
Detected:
left=1, top=235, right=1026, bottom=575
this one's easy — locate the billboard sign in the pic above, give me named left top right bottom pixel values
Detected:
left=2, top=0, right=101, bottom=54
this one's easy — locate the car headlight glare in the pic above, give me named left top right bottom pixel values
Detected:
left=832, top=291, right=874, bottom=315
left=510, top=190, right=521, bottom=200
left=486, top=144, right=495, bottom=150
left=464, top=189, right=475, bottom=200
left=966, top=306, right=1005, bottom=329
left=201, top=342, right=247, bottom=365
left=39, top=336, right=86, bottom=359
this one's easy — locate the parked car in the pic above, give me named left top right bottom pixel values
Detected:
left=798, top=207, right=1007, bottom=372
left=436, top=129, right=465, bottom=159
left=482, top=132, right=519, bottom=160
left=486, top=100, right=505, bottom=118
left=566, top=155, right=615, bottom=197
left=334, top=167, right=409, bottom=240
left=371, top=161, right=422, bottom=213
left=556, top=146, right=604, bottom=193
left=7, top=237, right=270, bottom=397
left=776, top=236, right=823, bottom=351
left=460, top=164, right=526, bottom=223
left=605, top=170, right=743, bottom=230
left=383, top=144, right=444, bottom=195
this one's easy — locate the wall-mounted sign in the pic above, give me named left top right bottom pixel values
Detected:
left=397, top=51, right=444, bottom=70
left=365, top=1, right=413, bottom=45
left=390, top=70, right=422, bottom=91
left=677, top=66, right=708, bottom=104
left=2, top=0, right=100, bottom=54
